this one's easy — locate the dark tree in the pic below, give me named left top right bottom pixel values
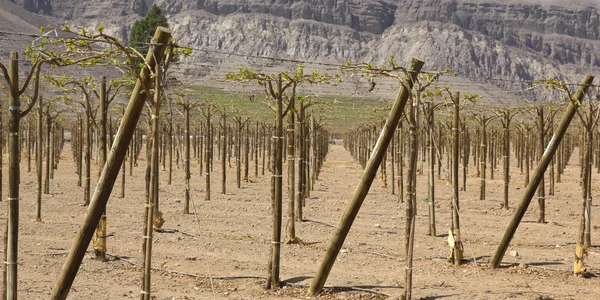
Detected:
left=129, top=5, right=169, bottom=55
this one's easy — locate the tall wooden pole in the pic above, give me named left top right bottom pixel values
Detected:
left=479, top=117, right=487, bottom=201
left=83, top=94, right=91, bottom=206
left=537, top=108, right=546, bottom=223
left=502, top=113, right=512, bottom=209
left=7, top=51, right=20, bottom=300
left=297, top=104, right=305, bottom=222
left=405, top=92, right=418, bottom=300
left=287, top=93, right=296, bottom=242
left=245, top=120, right=250, bottom=182
left=255, top=120, right=259, bottom=178
left=50, top=123, right=55, bottom=179
left=142, top=62, right=162, bottom=300
left=95, top=76, right=108, bottom=261
left=262, top=124, right=266, bottom=176
left=150, top=76, right=161, bottom=215
left=50, top=27, right=171, bottom=300
left=309, top=58, right=424, bottom=295
left=167, top=125, right=171, bottom=170
left=270, top=77, right=284, bottom=288
left=184, top=102, right=191, bottom=213
left=36, top=97, right=43, bottom=222
left=99, top=76, right=107, bottom=174
left=77, top=117, right=83, bottom=187
left=121, top=148, right=126, bottom=198
left=462, top=122, right=469, bottom=191
left=311, top=116, right=316, bottom=188
left=450, top=92, right=463, bottom=265
left=205, top=106, right=211, bottom=201
left=221, top=112, right=227, bottom=194
left=427, top=103, right=436, bottom=236
left=489, top=74, right=594, bottom=268
left=44, top=105, right=51, bottom=194
left=236, top=118, right=242, bottom=188
left=27, top=118, right=31, bottom=173
left=0, top=103, right=3, bottom=207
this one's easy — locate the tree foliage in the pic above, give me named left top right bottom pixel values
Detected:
left=129, top=5, right=169, bottom=55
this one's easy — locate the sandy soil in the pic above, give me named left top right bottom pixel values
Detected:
left=1, top=139, right=600, bottom=300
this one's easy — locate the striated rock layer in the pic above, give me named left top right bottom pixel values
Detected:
left=3, top=0, right=600, bottom=96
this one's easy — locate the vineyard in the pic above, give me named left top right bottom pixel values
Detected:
left=1, top=24, right=600, bottom=300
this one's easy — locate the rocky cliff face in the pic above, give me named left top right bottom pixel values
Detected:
left=156, top=0, right=600, bottom=83
left=397, top=0, right=600, bottom=70
left=159, top=0, right=396, bottom=34
left=4, top=0, right=600, bottom=93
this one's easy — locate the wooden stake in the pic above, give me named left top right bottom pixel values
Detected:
left=287, top=93, right=297, bottom=242
left=405, top=92, right=418, bottom=299
left=450, top=92, right=463, bottom=265
left=270, top=76, right=284, bottom=288
left=308, top=58, right=424, bottom=295
left=220, top=111, right=228, bottom=195
left=50, top=27, right=171, bottom=300
left=205, top=106, right=211, bottom=201
left=184, top=101, right=191, bottom=213
left=7, top=51, right=20, bottom=300
left=44, top=105, right=50, bottom=194
left=36, top=97, right=43, bottom=222
left=94, top=76, right=108, bottom=261
left=427, top=103, right=436, bottom=236
left=489, top=74, right=593, bottom=269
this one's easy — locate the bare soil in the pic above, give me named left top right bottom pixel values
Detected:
left=2, top=140, right=600, bottom=299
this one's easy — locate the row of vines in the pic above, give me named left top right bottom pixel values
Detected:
left=0, top=26, right=599, bottom=300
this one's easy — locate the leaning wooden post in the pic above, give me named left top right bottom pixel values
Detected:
left=309, top=58, right=424, bottom=295
left=489, top=74, right=594, bottom=269
left=50, top=27, right=171, bottom=300
left=7, top=51, right=20, bottom=300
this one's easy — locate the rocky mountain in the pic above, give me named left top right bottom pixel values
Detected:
left=3, top=0, right=600, bottom=101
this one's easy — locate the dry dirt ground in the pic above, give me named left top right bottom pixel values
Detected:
left=1, top=139, right=600, bottom=299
